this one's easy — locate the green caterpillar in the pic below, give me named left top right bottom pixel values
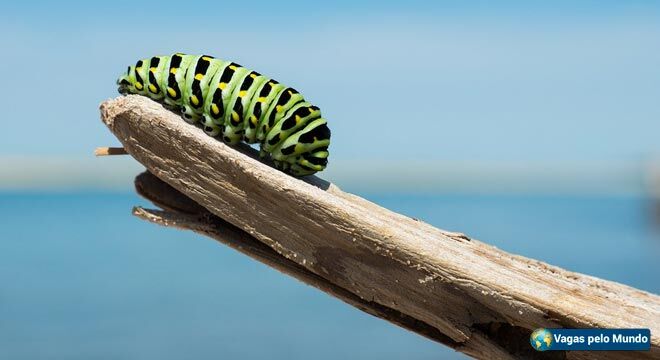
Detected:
left=116, top=53, right=330, bottom=176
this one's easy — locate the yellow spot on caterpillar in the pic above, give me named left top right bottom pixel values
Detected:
left=287, top=90, right=293, bottom=95
left=148, top=84, right=157, bottom=93
left=167, top=87, right=177, bottom=97
left=250, top=73, right=257, bottom=78
left=239, top=90, right=247, bottom=97
left=202, top=56, right=212, bottom=61
left=258, top=97, right=266, bottom=102
left=231, top=112, right=239, bottom=122
left=219, top=82, right=227, bottom=90
left=229, top=65, right=237, bottom=70
left=150, top=67, right=157, bottom=72
left=276, top=105, right=283, bottom=112
left=295, top=115, right=301, bottom=123
left=211, top=104, right=219, bottom=115
left=250, top=115, right=257, bottom=126
left=191, top=95, right=199, bottom=106
left=135, top=82, right=143, bottom=90
left=194, top=73, right=204, bottom=81
left=170, top=68, right=178, bottom=74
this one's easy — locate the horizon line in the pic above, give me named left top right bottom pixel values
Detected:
left=0, top=156, right=657, bottom=196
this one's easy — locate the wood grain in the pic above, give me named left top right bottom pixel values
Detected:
left=101, top=95, right=660, bottom=359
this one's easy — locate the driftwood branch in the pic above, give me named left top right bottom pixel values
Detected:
left=100, top=95, right=660, bottom=359
left=132, top=171, right=473, bottom=353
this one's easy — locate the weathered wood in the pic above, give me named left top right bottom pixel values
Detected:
left=100, top=95, right=660, bottom=359
left=132, top=171, right=470, bottom=354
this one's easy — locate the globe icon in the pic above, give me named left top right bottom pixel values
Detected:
left=530, top=328, right=553, bottom=351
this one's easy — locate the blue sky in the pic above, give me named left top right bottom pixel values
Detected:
left=1, top=1, right=659, bottom=191
left=3, top=1, right=659, bottom=19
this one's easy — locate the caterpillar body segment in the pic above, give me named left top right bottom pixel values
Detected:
left=117, top=53, right=330, bottom=176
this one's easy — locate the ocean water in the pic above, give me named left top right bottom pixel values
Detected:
left=0, top=192, right=658, bottom=359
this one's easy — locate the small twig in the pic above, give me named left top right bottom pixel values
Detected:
left=94, top=147, right=127, bottom=156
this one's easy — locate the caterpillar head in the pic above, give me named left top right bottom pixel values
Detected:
left=116, top=66, right=133, bottom=95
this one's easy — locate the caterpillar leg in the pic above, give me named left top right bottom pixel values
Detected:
left=181, top=105, right=201, bottom=124
left=201, top=116, right=223, bottom=137
left=271, top=158, right=326, bottom=177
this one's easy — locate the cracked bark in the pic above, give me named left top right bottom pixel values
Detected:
left=100, top=95, right=660, bottom=359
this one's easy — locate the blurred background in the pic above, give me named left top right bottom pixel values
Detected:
left=1, top=1, right=659, bottom=359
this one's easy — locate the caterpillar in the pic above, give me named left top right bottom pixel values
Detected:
left=116, top=53, right=330, bottom=177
